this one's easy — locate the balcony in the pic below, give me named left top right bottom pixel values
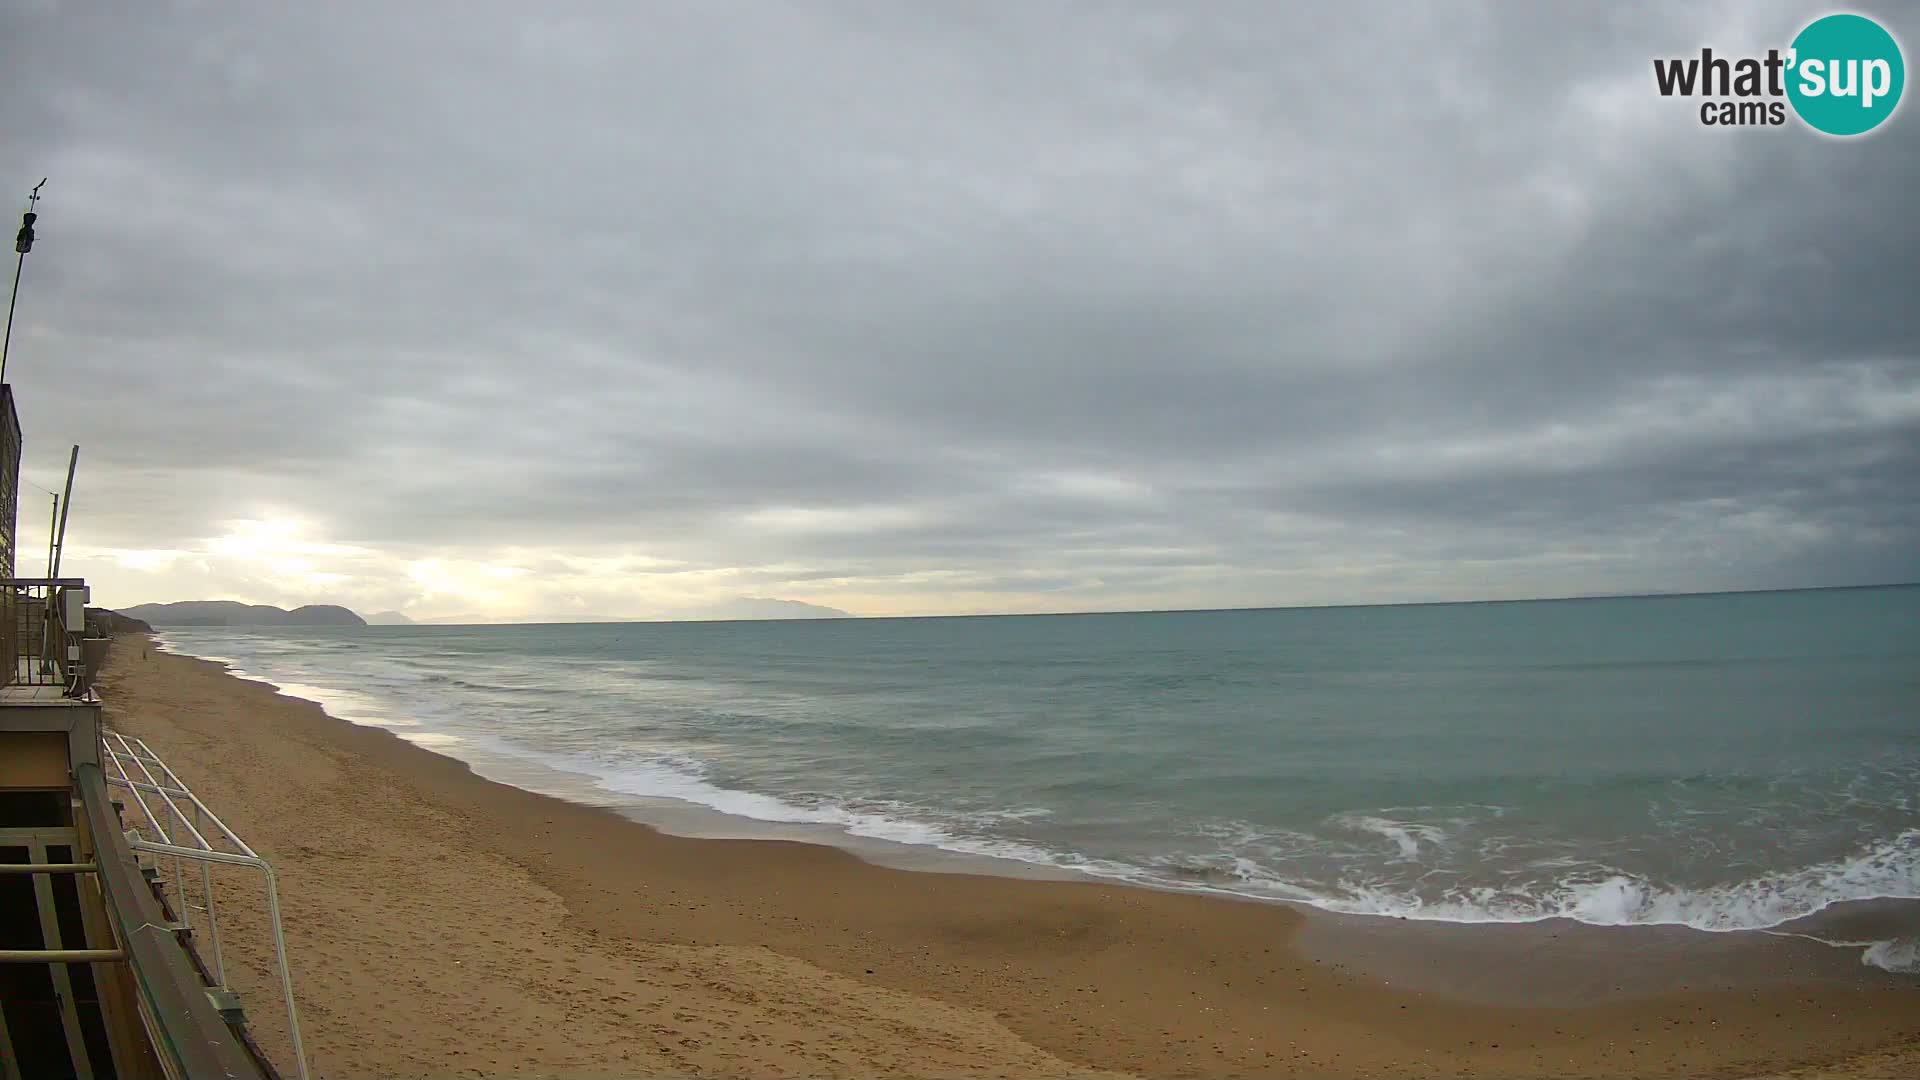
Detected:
left=1, top=577, right=104, bottom=703
left=1, top=587, right=283, bottom=1078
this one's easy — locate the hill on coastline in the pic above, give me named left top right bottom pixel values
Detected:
left=119, top=601, right=367, bottom=627
left=115, top=597, right=849, bottom=627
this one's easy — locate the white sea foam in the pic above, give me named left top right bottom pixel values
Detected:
left=1330, top=813, right=1452, bottom=860
left=1861, top=938, right=1920, bottom=973
left=1762, top=932, right=1920, bottom=974
left=502, top=745, right=1135, bottom=876
left=1306, top=828, right=1920, bottom=932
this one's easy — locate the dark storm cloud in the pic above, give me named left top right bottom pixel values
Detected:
left=1, top=0, right=1914, bottom=615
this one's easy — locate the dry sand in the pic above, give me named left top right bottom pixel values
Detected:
left=97, top=637, right=1920, bottom=1078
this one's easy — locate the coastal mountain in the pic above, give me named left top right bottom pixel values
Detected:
left=119, top=601, right=367, bottom=627
left=114, top=597, right=848, bottom=627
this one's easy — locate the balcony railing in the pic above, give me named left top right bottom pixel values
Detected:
left=2, top=576, right=93, bottom=695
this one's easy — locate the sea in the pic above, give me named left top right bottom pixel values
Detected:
left=152, top=585, right=1920, bottom=971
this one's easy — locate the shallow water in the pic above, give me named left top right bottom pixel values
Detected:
left=156, top=586, right=1919, bottom=968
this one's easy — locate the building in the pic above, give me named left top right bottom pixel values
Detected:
left=0, top=380, right=292, bottom=1079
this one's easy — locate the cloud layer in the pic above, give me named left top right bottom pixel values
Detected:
left=2, top=1, right=1914, bottom=619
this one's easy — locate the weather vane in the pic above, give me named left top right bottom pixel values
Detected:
left=17, top=178, right=45, bottom=248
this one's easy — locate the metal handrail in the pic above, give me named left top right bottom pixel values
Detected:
left=74, top=763, right=267, bottom=1080
left=102, top=730, right=309, bottom=1080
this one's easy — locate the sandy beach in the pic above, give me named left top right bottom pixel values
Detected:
left=96, top=636, right=1920, bottom=1078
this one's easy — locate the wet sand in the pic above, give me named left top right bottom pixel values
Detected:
left=98, top=636, right=1920, bottom=1078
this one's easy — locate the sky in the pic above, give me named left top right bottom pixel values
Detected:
left=0, top=1, right=1915, bottom=621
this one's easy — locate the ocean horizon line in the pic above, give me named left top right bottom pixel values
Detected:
left=224, top=578, right=1919, bottom=630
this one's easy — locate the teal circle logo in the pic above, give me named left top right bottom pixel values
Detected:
left=1787, top=13, right=1905, bottom=136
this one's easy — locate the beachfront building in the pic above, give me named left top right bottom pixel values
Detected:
left=0, top=382, right=288, bottom=1079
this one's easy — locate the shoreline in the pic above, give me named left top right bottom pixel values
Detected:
left=102, top=634, right=1920, bottom=1077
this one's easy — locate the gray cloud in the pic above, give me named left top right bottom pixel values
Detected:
left=1, top=0, right=1914, bottom=617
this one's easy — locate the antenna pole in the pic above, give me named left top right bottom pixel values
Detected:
left=39, top=492, right=57, bottom=667
left=51, top=444, right=76, bottom=579
left=1, top=179, right=47, bottom=387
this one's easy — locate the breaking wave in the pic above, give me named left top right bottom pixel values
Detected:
left=1295, top=828, right=1920, bottom=931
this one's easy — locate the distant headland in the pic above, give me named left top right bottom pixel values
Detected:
left=117, top=601, right=368, bottom=627
left=104, top=597, right=853, bottom=627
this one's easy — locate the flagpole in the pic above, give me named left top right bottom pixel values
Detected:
left=1, top=179, right=48, bottom=388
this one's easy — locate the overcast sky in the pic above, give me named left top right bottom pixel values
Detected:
left=1, top=1, right=1914, bottom=621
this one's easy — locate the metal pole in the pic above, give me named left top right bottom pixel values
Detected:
left=0, top=249, right=23, bottom=386
left=51, top=444, right=76, bottom=578
left=260, top=860, right=310, bottom=1080
left=197, top=800, right=226, bottom=986
left=0, top=949, right=125, bottom=963
left=40, top=495, right=55, bottom=673
left=0, top=179, right=47, bottom=388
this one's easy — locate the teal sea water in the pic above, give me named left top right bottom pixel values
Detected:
left=156, top=586, right=1919, bottom=962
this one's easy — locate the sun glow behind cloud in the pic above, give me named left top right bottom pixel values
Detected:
left=8, top=1, right=1917, bottom=619
left=68, top=517, right=871, bottom=622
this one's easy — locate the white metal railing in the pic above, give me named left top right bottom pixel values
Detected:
left=101, top=729, right=310, bottom=1080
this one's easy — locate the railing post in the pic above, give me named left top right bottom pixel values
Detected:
left=197, top=801, right=226, bottom=987
left=259, top=859, right=308, bottom=1080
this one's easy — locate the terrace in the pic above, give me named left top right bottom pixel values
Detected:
left=0, top=381, right=302, bottom=1078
